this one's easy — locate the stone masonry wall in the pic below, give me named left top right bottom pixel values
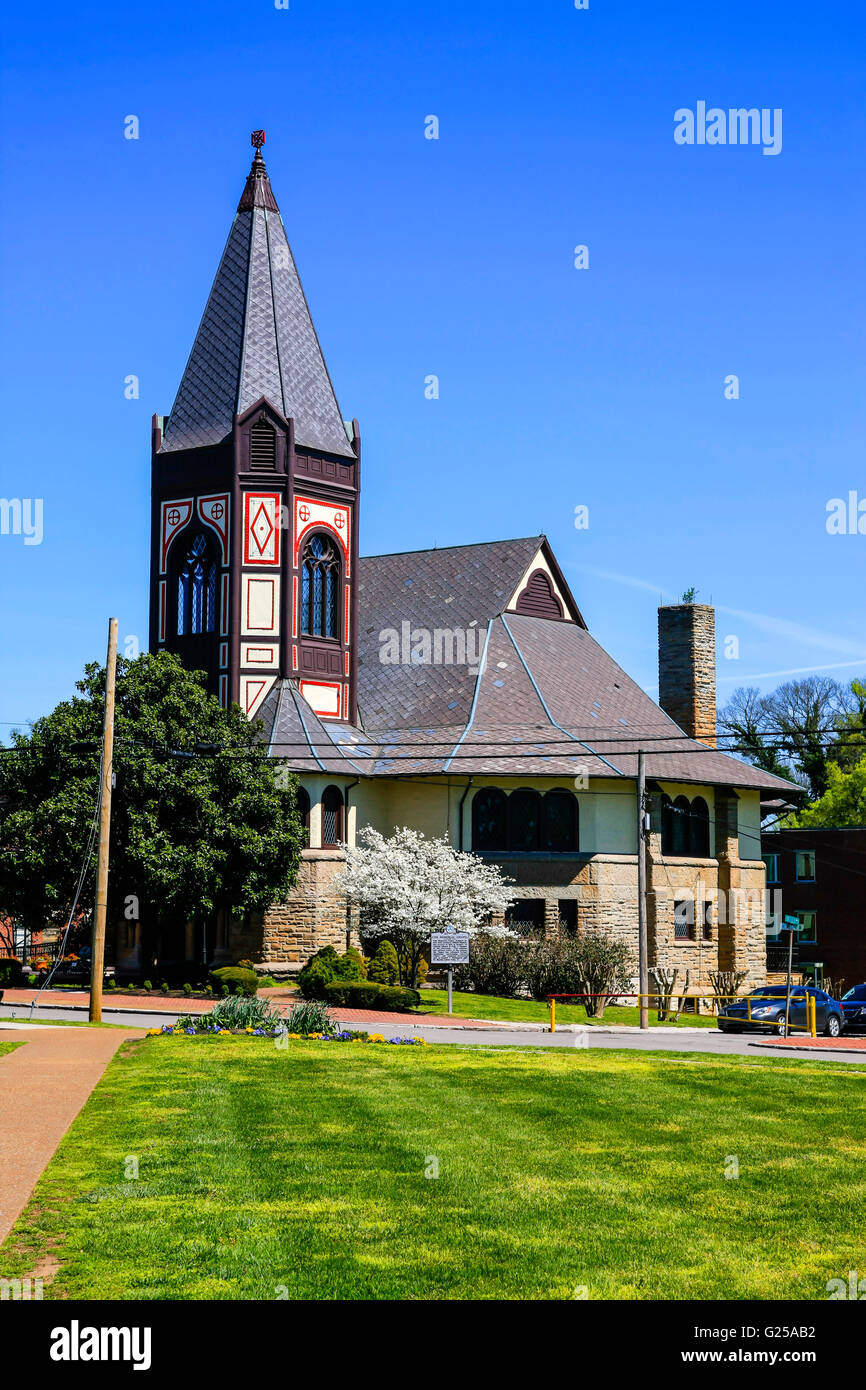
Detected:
left=234, top=850, right=355, bottom=973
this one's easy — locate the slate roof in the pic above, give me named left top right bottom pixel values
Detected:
left=264, top=535, right=798, bottom=795
left=161, top=151, right=354, bottom=458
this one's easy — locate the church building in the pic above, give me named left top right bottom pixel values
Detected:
left=137, top=134, right=797, bottom=992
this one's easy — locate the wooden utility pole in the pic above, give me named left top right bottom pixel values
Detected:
left=90, top=618, right=118, bottom=1024
left=637, top=750, right=649, bottom=1030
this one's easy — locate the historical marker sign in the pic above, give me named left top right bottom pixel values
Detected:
left=430, top=931, right=470, bottom=966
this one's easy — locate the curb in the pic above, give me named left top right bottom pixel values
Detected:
left=751, top=1039, right=866, bottom=1055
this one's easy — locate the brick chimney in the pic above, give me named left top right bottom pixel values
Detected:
left=658, top=603, right=717, bottom=747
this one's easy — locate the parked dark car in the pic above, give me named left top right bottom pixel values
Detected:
left=841, top=984, right=866, bottom=1032
left=718, top=986, right=843, bottom=1037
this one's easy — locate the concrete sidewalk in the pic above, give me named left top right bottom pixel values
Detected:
left=0, top=1023, right=144, bottom=1247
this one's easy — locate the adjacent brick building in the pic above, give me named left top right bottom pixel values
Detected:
left=761, top=827, right=866, bottom=991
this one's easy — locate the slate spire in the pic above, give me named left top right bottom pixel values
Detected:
left=161, top=133, right=353, bottom=458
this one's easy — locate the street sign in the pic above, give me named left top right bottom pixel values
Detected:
left=783, top=915, right=800, bottom=928
left=430, top=932, right=470, bottom=965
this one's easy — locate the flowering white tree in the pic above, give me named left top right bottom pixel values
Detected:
left=337, top=826, right=516, bottom=987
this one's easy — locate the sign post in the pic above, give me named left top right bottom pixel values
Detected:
left=782, top=916, right=799, bottom=1037
left=430, top=928, right=470, bottom=1016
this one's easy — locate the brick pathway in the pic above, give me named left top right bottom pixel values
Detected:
left=0, top=988, right=499, bottom=1030
left=756, top=1035, right=866, bottom=1053
left=0, top=1024, right=144, bottom=1247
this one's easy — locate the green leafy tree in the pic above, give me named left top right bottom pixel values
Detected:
left=787, top=755, right=866, bottom=828
left=717, top=686, right=793, bottom=782
left=826, top=680, right=866, bottom=773
left=0, top=652, right=305, bottom=965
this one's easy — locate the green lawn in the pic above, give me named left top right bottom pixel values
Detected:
left=1, top=1036, right=864, bottom=1300
left=0, top=1040, right=23, bottom=1057
left=418, top=988, right=717, bottom=1027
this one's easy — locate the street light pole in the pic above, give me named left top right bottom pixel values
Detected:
left=637, top=750, right=649, bottom=1030
left=89, top=618, right=118, bottom=1024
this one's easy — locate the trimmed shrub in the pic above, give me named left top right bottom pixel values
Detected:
left=332, top=946, right=366, bottom=981
left=453, top=934, right=528, bottom=997
left=143, top=980, right=153, bottom=993
left=161, top=981, right=170, bottom=994
left=297, top=958, right=334, bottom=1000
left=183, top=982, right=193, bottom=996
left=523, top=934, right=633, bottom=1015
left=0, top=958, right=23, bottom=987
left=297, top=946, right=339, bottom=999
left=324, top=980, right=421, bottom=1011
left=298, top=946, right=363, bottom=999
left=208, top=966, right=258, bottom=997
left=367, top=939, right=400, bottom=986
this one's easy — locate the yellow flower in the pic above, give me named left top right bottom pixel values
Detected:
left=146, top=1028, right=161, bottom=1036
left=244, top=1027, right=254, bottom=1033
left=289, top=1032, right=302, bottom=1039
left=307, top=1032, right=322, bottom=1039
left=219, top=1029, right=232, bottom=1035
left=369, top=1033, right=385, bottom=1043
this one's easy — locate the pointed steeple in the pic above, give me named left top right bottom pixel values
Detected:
left=161, top=133, right=354, bottom=458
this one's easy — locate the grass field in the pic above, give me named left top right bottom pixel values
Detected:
left=419, top=988, right=717, bottom=1027
left=1, top=1036, right=864, bottom=1300
left=0, top=1040, right=23, bottom=1057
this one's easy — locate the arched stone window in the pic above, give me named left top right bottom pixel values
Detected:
left=176, top=531, right=218, bottom=636
left=301, top=533, right=341, bottom=639
left=296, top=785, right=311, bottom=848
left=672, top=795, right=691, bottom=856
left=689, top=796, right=710, bottom=857
left=321, top=785, right=344, bottom=847
left=661, top=793, right=707, bottom=857
left=542, top=790, right=578, bottom=852
left=508, top=789, right=542, bottom=852
left=661, top=794, right=674, bottom=855
left=472, top=788, right=507, bottom=851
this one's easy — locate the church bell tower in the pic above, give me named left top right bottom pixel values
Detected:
left=149, top=132, right=360, bottom=723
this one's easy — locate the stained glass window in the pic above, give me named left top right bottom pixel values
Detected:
left=177, top=532, right=217, bottom=636
left=301, top=533, right=340, bottom=639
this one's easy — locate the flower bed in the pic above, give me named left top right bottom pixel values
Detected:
left=145, top=1024, right=427, bottom=1045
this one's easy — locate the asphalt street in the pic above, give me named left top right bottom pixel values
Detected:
left=2, top=1002, right=865, bottom=1063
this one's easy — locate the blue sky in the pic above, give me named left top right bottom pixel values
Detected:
left=1, top=0, right=864, bottom=727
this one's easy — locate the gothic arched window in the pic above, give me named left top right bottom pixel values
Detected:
left=661, top=794, right=674, bottom=855
left=672, top=796, right=691, bottom=856
left=472, top=788, right=507, bottom=851
left=322, top=785, right=345, bottom=847
left=177, top=532, right=218, bottom=636
left=689, top=796, right=710, bottom=857
left=296, top=786, right=311, bottom=848
left=508, top=789, right=542, bottom=852
left=301, top=533, right=340, bottom=639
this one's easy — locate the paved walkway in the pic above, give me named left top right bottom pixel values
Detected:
left=0, top=1023, right=144, bottom=1247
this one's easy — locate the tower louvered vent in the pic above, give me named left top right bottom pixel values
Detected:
left=250, top=420, right=277, bottom=471
left=515, top=569, right=563, bottom=620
